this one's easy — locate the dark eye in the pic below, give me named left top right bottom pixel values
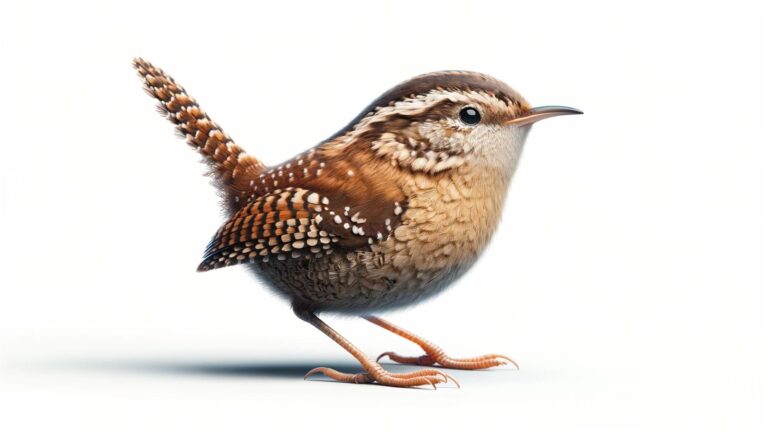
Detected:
left=459, top=106, right=481, bottom=125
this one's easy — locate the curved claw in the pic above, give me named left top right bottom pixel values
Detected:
left=439, top=371, right=460, bottom=388
left=422, top=377, right=437, bottom=390
left=444, top=373, right=461, bottom=388
left=498, top=355, right=520, bottom=370
left=427, top=370, right=459, bottom=388
left=427, top=371, right=459, bottom=388
left=304, top=367, right=325, bottom=380
left=376, top=351, right=394, bottom=363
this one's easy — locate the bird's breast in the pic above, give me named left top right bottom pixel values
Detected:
left=384, top=169, right=508, bottom=276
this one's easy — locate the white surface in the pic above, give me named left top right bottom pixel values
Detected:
left=0, top=1, right=765, bottom=431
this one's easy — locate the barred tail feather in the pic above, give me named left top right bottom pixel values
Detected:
left=133, top=58, right=265, bottom=209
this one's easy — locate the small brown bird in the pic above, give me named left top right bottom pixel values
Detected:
left=133, top=58, right=580, bottom=388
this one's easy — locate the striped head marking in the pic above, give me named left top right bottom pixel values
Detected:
left=332, top=71, right=580, bottom=175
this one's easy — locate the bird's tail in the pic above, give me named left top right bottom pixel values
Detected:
left=133, top=58, right=265, bottom=209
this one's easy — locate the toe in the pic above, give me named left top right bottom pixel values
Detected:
left=304, top=367, right=374, bottom=384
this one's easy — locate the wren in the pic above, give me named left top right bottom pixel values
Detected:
left=133, top=58, right=581, bottom=388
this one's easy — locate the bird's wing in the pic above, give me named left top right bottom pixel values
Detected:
left=197, top=186, right=405, bottom=272
left=133, top=58, right=265, bottom=209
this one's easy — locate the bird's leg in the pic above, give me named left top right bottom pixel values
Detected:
left=364, top=315, right=518, bottom=370
left=294, top=306, right=458, bottom=388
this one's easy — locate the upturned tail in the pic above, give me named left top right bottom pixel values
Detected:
left=133, top=58, right=265, bottom=209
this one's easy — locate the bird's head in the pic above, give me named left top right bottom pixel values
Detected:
left=333, top=71, right=581, bottom=177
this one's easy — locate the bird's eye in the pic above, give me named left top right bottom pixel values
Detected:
left=459, top=107, right=481, bottom=125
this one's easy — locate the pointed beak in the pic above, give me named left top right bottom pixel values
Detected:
left=505, top=106, right=583, bottom=126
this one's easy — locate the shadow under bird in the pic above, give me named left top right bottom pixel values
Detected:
left=133, top=58, right=581, bottom=388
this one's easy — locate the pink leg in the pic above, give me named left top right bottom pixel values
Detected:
left=295, top=308, right=458, bottom=388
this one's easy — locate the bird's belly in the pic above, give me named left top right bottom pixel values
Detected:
left=249, top=258, right=472, bottom=313
left=249, top=222, right=485, bottom=313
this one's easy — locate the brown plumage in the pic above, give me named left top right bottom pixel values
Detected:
left=134, top=59, right=265, bottom=211
left=133, top=58, right=581, bottom=388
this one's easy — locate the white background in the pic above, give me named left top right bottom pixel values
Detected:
left=1, top=1, right=765, bottom=431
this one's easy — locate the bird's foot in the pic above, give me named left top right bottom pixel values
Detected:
left=377, top=350, right=518, bottom=370
left=304, top=364, right=459, bottom=389
left=364, top=315, right=518, bottom=370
